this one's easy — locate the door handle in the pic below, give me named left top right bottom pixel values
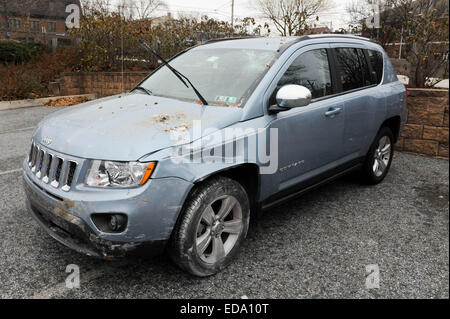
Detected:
left=325, top=107, right=342, bottom=118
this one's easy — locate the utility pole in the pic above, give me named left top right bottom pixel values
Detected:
left=231, top=0, right=234, bottom=30
left=398, top=25, right=404, bottom=60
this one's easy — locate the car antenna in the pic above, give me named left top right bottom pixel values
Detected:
left=138, top=40, right=208, bottom=106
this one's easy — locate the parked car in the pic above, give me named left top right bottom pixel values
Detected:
left=23, top=35, right=407, bottom=276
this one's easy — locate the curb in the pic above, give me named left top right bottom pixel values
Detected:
left=0, top=94, right=98, bottom=111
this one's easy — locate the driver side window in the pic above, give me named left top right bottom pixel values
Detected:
left=278, top=49, right=333, bottom=99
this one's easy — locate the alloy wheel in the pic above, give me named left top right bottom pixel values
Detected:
left=195, top=195, right=243, bottom=264
left=373, top=135, right=391, bottom=177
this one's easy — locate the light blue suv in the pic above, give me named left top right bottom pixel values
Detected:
left=23, top=35, right=406, bottom=276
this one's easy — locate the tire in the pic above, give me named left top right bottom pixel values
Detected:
left=362, top=126, right=395, bottom=185
left=168, top=176, right=250, bottom=277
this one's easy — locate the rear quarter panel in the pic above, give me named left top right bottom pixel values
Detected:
left=380, top=51, right=407, bottom=140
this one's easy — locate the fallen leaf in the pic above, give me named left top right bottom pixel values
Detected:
left=45, top=97, right=90, bottom=107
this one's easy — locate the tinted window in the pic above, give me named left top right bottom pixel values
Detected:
left=358, top=49, right=372, bottom=87
left=367, top=50, right=384, bottom=84
left=334, top=48, right=371, bottom=92
left=278, top=49, right=333, bottom=99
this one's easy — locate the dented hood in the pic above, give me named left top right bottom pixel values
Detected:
left=34, top=93, right=243, bottom=161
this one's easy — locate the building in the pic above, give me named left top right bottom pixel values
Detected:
left=0, top=0, right=81, bottom=47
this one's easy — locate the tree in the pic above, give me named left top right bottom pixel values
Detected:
left=132, top=0, right=167, bottom=20
left=254, top=0, right=327, bottom=36
left=405, top=0, right=449, bottom=87
left=347, top=0, right=413, bottom=47
left=348, top=0, right=449, bottom=88
left=80, top=0, right=113, bottom=15
left=71, top=11, right=270, bottom=72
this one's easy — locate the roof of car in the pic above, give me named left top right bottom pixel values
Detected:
left=198, top=34, right=374, bottom=52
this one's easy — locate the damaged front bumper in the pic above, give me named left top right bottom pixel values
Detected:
left=23, top=159, right=193, bottom=259
left=24, top=178, right=165, bottom=258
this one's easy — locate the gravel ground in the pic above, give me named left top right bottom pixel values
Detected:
left=0, top=106, right=448, bottom=299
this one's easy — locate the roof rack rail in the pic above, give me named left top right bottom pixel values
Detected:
left=303, top=34, right=375, bottom=43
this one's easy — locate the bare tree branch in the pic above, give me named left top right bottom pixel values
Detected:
left=254, top=0, right=328, bottom=36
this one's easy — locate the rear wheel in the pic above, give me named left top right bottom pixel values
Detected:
left=168, top=176, right=250, bottom=277
left=362, top=127, right=394, bottom=184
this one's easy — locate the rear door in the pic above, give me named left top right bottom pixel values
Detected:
left=330, top=44, right=386, bottom=159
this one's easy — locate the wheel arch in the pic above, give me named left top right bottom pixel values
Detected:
left=194, top=163, right=261, bottom=218
left=381, top=115, right=401, bottom=143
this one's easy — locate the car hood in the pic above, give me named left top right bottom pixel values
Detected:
left=34, top=93, right=243, bottom=161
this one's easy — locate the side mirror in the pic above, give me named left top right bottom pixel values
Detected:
left=269, top=85, right=312, bottom=113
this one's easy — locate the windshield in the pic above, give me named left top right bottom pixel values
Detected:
left=139, top=49, right=277, bottom=107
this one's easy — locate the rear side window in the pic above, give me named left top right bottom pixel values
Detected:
left=277, top=49, right=333, bottom=99
left=367, top=49, right=384, bottom=84
left=334, top=48, right=371, bottom=92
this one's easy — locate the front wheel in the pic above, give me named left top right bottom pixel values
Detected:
left=168, top=176, right=250, bottom=277
left=362, top=127, right=395, bottom=185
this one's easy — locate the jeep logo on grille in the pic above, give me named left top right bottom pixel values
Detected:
left=42, top=137, right=53, bottom=145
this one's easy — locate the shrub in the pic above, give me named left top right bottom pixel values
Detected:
left=71, top=13, right=269, bottom=71
left=24, top=42, right=47, bottom=57
left=0, top=40, right=46, bottom=64
left=0, top=47, right=80, bottom=100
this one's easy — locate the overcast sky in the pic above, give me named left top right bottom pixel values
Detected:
left=145, top=0, right=355, bottom=31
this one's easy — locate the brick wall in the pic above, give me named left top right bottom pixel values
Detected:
left=58, top=72, right=150, bottom=97
left=396, top=89, right=449, bottom=159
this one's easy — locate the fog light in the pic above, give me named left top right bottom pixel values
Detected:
left=91, top=213, right=128, bottom=233
left=110, top=214, right=126, bottom=232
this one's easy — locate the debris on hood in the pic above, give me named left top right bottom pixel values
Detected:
left=137, top=111, right=192, bottom=133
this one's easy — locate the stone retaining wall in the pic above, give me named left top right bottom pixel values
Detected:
left=55, top=72, right=150, bottom=97
left=396, top=88, right=449, bottom=159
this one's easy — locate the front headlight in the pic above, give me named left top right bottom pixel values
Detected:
left=85, top=160, right=156, bottom=188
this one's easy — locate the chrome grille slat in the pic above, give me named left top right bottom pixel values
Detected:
left=51, top=157, right=64, bottom=188
left=42, top=154, right=53, bottom=184
left=31, top=144, right=39, bottom=172
left=27, top=144, right=78, bottom=192
left=35, top=149, right=45, bottom=178
left=60, top=161, right=70, bottom=191
left=48, top=155, right=57, bottom=185
left=61, top=161, right=77, bottom=192
left=28, top=143, right=34, bottom=166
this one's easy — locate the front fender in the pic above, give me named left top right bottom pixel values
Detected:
left=141, top=117, right=278, bottom=183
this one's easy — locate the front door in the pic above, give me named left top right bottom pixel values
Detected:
left=265, top=46, right=345, bottom=195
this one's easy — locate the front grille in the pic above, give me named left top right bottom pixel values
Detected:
left=28, top=142, right=78, bottom=192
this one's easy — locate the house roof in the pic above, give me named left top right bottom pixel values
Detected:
left=2, top=0, right=81, bottom=20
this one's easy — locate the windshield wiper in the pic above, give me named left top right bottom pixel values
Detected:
left=138, top=40, right=208, bottom=106
left=132, top=86, right=153, bottom=96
